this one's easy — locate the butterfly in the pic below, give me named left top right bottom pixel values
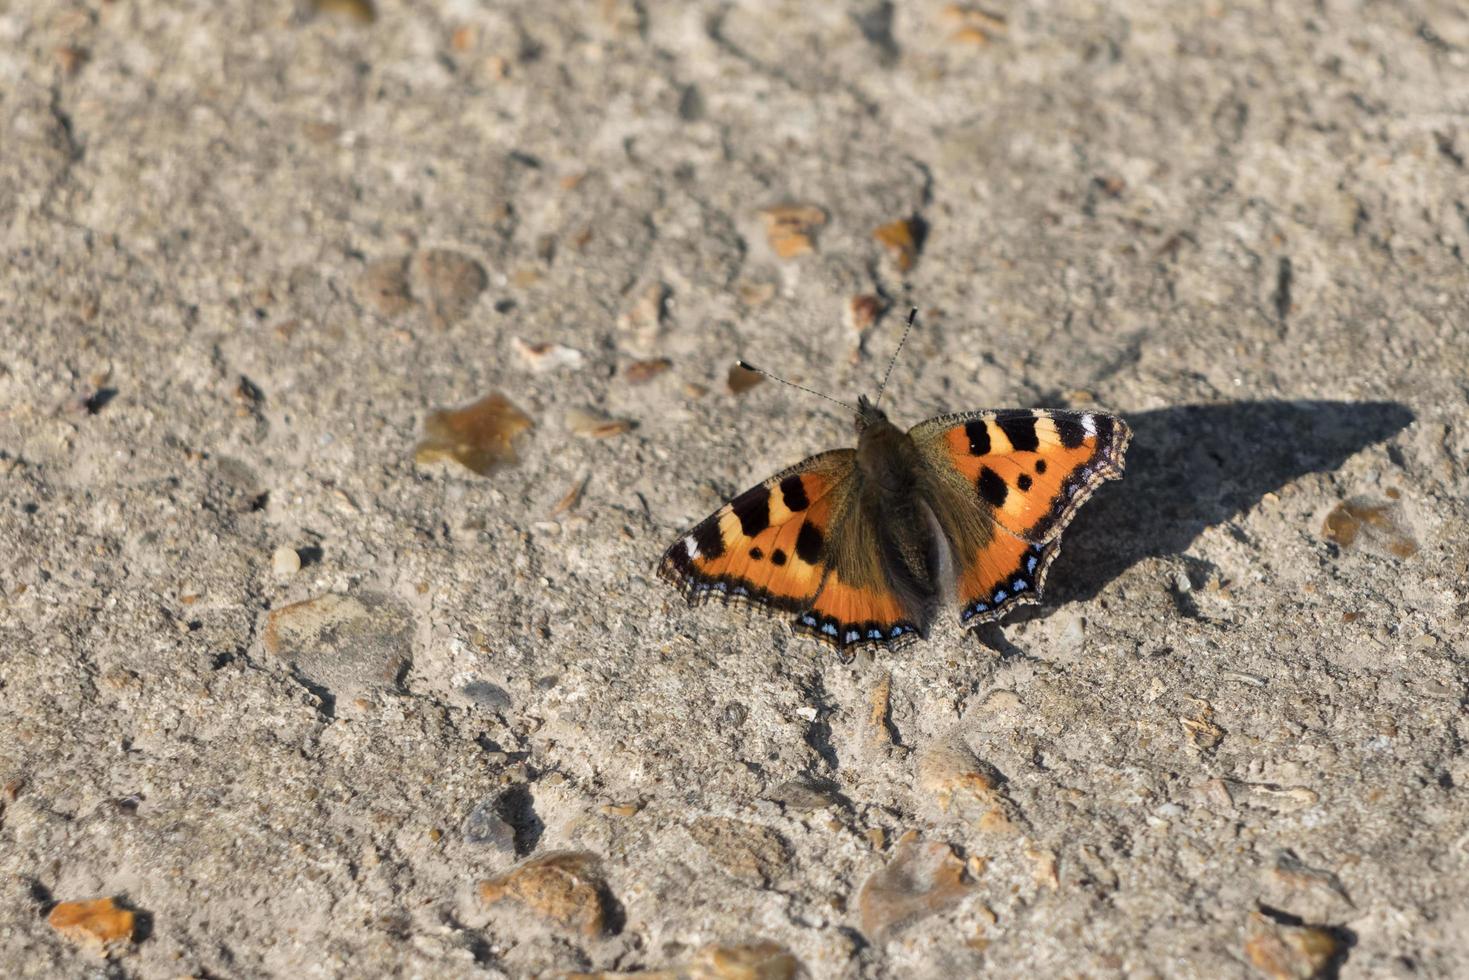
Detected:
left=657, top=310, right=1131, bottom=658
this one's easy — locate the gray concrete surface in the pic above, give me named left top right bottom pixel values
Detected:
left=2, top=1, right=1467, bottom=976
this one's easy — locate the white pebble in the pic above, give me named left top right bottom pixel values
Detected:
left=272, top=546, right=301, bottom=578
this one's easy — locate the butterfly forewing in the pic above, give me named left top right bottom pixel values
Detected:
left=909, top=408, right=1130, bottom=625
left=658, top=449, right=853, bottom=613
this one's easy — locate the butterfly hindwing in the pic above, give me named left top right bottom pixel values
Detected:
left=909, top=408, right=1131, bottom=626
left=658, top=449, right=853, bottom=614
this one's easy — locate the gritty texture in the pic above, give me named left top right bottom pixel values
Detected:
left=2, top=1, right=1468, bottom=977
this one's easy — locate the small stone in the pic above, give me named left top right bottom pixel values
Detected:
left=412, top=249, right=487, bottom=327
left=727, top=363, right=764, bottom=395
left=688, top=817, right=792, bottom=884
left=873, top=217, right=921, bottom=272
left=54, top=45, right=88, bottom=75
left=581, top=941, right=799, bottom=979
left=765, top=779, right=845, bottom=813
left=1180, top=701, right=1225, bottom=750
left=512, top=337, right=584, bottom=373
left=463, top=795, right=518, bottom=853
left=846, top=294, right=884, bottom=335
left=600, top=802, right=641, bottom=817
left=1243, top=911, right=1345, bottom=979
left=271, top=546, right=301, bottom=578
left=758, top=204, right=826, bottom=259
left=477, top=851, right=610, bottom=936
left=356, top=256, right=413, bottom=316
left=623, top=357, right=672, bottom=384
left=312, top=0, right=376, bottom=23
left=550, top=477, right=588, bottom=517
left=866, top=672, right=895, bottom=746
left=617, top=282, right=669, bottom=353
left=1024, top=845, right=1059, bottom=889
left=857, top=836, right=976, bottom=937
left=1321, top=496, right=1418, bottom=559
left=263, top=592, right=414, bottom=700
left=461, top=680, right=512, bottom=712
left=915, top=733, right=1003, bottom=813
left=47, top=898, right=135, bottom=955
left=415, top=392, right=533, bottom=476
left=566, top=409, right=634, bottom=438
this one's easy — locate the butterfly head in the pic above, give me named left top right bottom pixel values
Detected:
left=855, top=394, right=889, bottom=432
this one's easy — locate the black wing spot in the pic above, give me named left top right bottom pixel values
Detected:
left=964, top=419, right=990, bottom=456
left=771, top=548, right=788, bottom=566
left=779, top=474, right=810, bottom=512
left=693, top=520, right=725, bottom=560
left=977, top=467, right=1008, bottom=508
left=998, top=415, right=1040, bottom=452
left=1054, top=417, right=1086, bottom=449
left=731, top=484, right=771, bottom=537
left=795, top=522, right=824, bottom=564
left=749, top=547, right=764, bottom=561
left=1018, top=473, right=1033, bottom=492
left=1035, top=459, right=1048, bottom=474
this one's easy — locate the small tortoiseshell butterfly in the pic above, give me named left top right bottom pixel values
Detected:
left=658, top=310, right=1130, bottom=657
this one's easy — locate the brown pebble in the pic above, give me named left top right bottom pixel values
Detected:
left=478, top=851, right=610, bottom=936
left=47, top=898, right=135, bottom=955
left=758, top=204, right=826, bottom=259
left=873, top=218, right=921, bottom=272
left=357, top=256, right=413, bottom=316
left=566, top=409, right=634, bottom=438
left=412, top=249, right=487, bottom=327
left=312, top=0, right=375, bottom=23
left=1243, top=911, right=1344, bottom=979
left=727, top=363, right=764, bottom=395
left=624, top=357, right=672, bottom=384
left=415, top=392, right=532, bottom=475
left=857, top=836, right=976, bottom=937
left=1321, top=496, right=1418, bottom=559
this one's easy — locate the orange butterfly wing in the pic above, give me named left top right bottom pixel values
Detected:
left=909, top=409, right=1130, bottom=625
left=659, top=449, right=925, bottom=655
left=658, top=450, right=852, bottom=615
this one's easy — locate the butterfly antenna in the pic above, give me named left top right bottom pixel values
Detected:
left=874, top=306, right=918, bottom=409
left=735, top=360, right=857, bottom=413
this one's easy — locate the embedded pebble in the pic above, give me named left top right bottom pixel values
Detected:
left=415, top=392, right=532, bottom=475
left=271, top=546, right=301, bottom=578
left=1243, top=911, right=1345, bottom=979
left=512, top=337, right=584, bottom=373
left=727, top=363, right=764, bottom=395
left=915, top=733, right=1004, bottom=813
left=263, top=592, right=414, bottom=700
left=356, top=255, right=413, bottom=316
left=873, top=217, right=921, bottom=272
left=857, top=836, right=977, bottom=937
left=463, top=795, right=518, bottom=853
left=1321, top=496, right=1418, bottom=559
left=688, top=816, right=792, bottom=884
left=411, top=249, right=487, bottom=327
left=617, top=282, right=668, bottom=353
left=47, top=898, right=135, bottom=955
left=623, top=357, right=672, bottom=384
left=477, top=851, right=610, bottom=936
left=312, top=0, right=376, bottom=23
left=578, top=941, right=799, bottom=979
left=461, top=680, right=512, bottom=712
left=758, top=204, right=825, bottom=259
left=566, top=409, right=634, bottom=438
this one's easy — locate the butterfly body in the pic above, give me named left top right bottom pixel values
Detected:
left=660, top=393, right=1130, bottom=658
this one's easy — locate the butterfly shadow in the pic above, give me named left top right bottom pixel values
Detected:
left=1018, top=399, right=1414, bottom=615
